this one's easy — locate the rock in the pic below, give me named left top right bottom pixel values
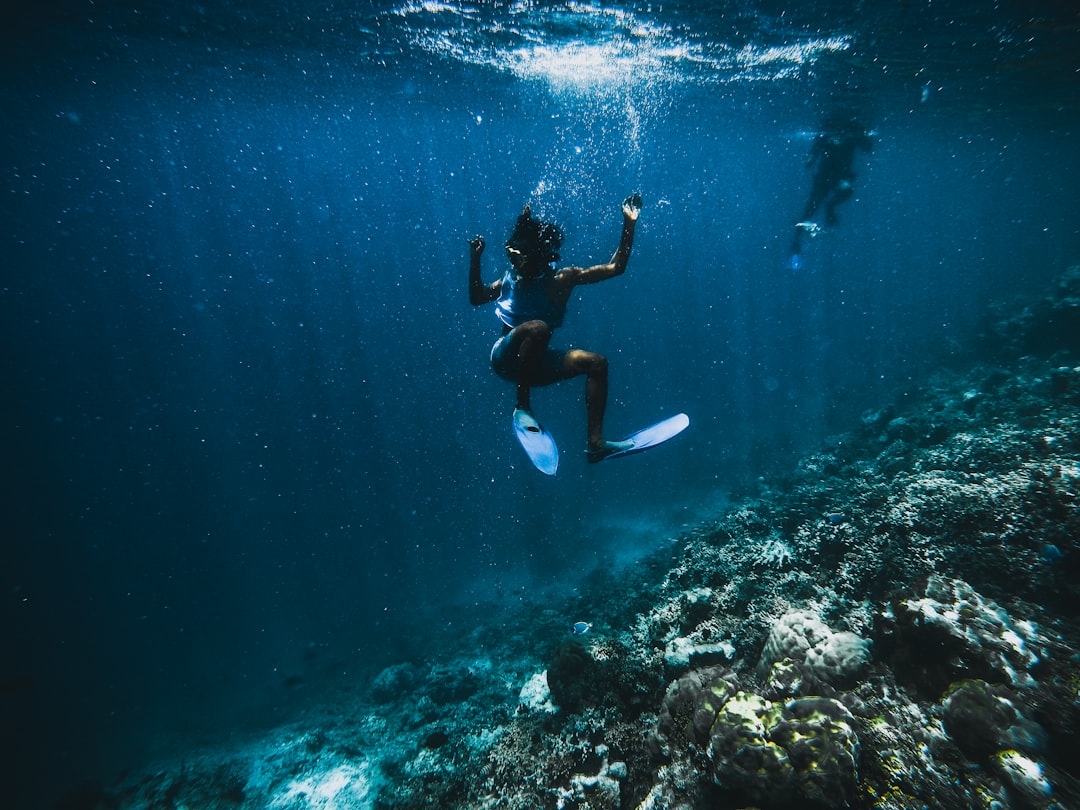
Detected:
left=555, top=744, right=626, bottom=810
left=547, top=639, right=595, bottom=712
left=991, top=750, right=1055, bottom=809
left=518, top=670, right=556, bottom=714
left=881, top=575, right=1047, bottom=696
left=370, top=663, right=419, bottom=703
left=942, top=679, right=1047, bottom=760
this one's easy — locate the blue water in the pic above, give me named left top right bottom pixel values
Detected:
left=2, top=1, right=1078, bottom=804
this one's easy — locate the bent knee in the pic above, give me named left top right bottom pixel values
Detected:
left=515, top=320, right=553, bottom=340
left=566, top=349, right=607, bottom=374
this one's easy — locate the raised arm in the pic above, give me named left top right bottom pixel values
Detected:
left=557, top=193, right=641, bottom=287
left=468, top=235, right=499, bottom=305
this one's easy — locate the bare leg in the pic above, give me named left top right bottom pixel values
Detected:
left=564, top=349, right=619, bottom=453
left=801, top=172, right=833, bottom=223
left=507, top=320, right=553, bottom=411
left=825, top=181, right=853, bottom=226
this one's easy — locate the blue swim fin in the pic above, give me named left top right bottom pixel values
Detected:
left=512, top=408, right=559, bottom=475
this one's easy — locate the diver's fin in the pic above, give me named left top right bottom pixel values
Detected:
left=512, top=408, right=558, bottom=475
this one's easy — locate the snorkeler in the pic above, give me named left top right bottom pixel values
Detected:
left=789, top=114, right=874, bottom=268
left=469, top=194, right=641, bottom=462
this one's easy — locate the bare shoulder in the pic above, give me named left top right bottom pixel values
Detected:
left=556, top=262, right=618, bottom=287
left=483, top=276, right=503, bottom=301
left=471, top=275, right=502, bottom=305
left=553, top=265, right=585, bottom=286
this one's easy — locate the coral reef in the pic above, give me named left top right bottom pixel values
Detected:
left=881, top=574, right=1048, bottom=695
left=706, top=693, right=859, bottom=808
left=757, top=609, right=872, bottom=691
left=95, top=268, right=1080, bottom=810
left=942, top=679, right=1046, bottom=760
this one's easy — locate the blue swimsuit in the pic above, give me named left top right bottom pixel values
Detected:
left=490, top=270, right=571, bottom=385
left=494, top=270, right=566, bottom=329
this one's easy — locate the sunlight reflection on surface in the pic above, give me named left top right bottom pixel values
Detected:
left=391, top=2, right=852, bottom=91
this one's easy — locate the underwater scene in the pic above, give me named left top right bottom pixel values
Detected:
left=3, top=1, right=1080, bottom=808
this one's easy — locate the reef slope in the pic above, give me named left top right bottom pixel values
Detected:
left=93, top=268, right=1080, bottom=810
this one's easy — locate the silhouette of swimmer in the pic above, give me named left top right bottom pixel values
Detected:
left=789, top=114, right=874, bottom=269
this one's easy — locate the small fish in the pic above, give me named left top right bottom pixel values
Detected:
left=571, top=622, right=592, bottom=635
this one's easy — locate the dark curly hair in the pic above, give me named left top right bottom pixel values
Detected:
left=505, top=205, right=563, bottom=265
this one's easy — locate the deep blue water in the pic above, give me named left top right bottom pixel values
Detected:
left=2, top=0, right=1079, bottom=804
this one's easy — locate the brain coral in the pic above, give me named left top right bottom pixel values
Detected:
left=652, top=666, right=735, bottom=758
left=706, top=692, right=859, bottom=809
left=758, top=609, right=872, bottom=690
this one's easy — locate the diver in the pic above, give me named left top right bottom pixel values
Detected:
left=789, top=114, right=874, bottom=269
left=469, top=194, right=641, bottom=462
